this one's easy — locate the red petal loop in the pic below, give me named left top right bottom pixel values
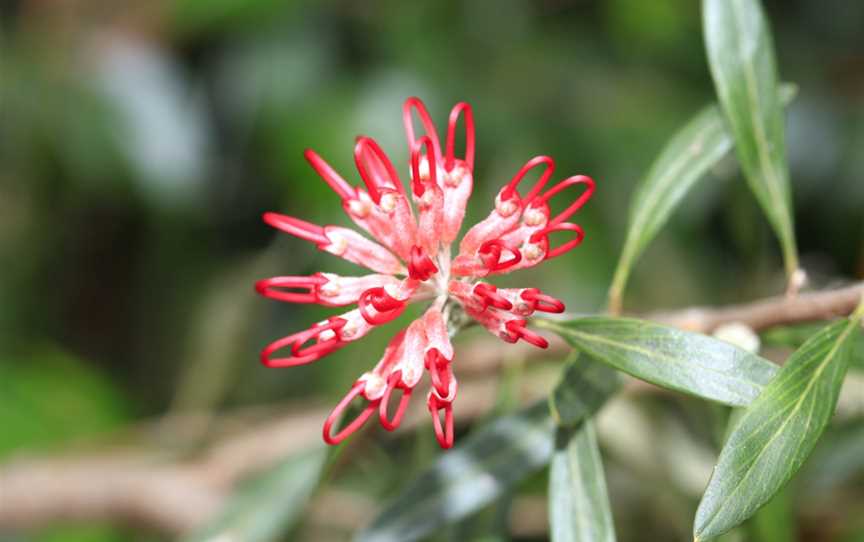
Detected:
left=260, top=317, right=347, bottom=368
left=358, top=287, right=407, bottom=325
left=255, top=274, right=328, bottom=304
left=403, top=97, right=442, bottom=161
left=445, top=102, right=474, bottom=172
left=478, top=239, right=522, bottom=273
left=533, top=175, right=595, bottom=228
left=504, top=319, right=549, bottom=349
left=520, top=288, right=566, bottom=314
left=354, top=136, right=405, bottom=204
left=323, top=381, right=378, bottom=445
left=425, top=350, right=453, bottom=399
left=411, top=136, right=439, bottom=197
left=428, top=394, right=455, bottom=449
left=304, top=149, right=356, bottom=201
left=529, top=222, right=585, bottom=260
left=262, top=212, right=330, bottom=246
left=379, top=371, right=413, bottom=431
left=408, top=245, right=439, bottom=281
left=473, top=283, right=513, bottom=311
left=500, top=155, right=555, bottom=203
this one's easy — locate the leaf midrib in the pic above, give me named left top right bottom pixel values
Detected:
left=729, top=0, right=791, bottom=238
left=361, top=411, right=552, bottom=541
left=697, top=320, right=854, bottom=536
left=555, top=324, right=766, bottom=402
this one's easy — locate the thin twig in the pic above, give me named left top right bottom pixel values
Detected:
left=0, top=283, right=861, bottom=536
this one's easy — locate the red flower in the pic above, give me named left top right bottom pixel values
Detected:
left=256, top=98, right=595, bottom=448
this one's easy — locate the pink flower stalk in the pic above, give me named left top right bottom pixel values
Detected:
left=256, top=98, right=595, bottom=449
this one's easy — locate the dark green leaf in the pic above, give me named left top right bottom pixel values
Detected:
left=549, top=421, right=616, bottom=542
left=703, top=0, right=799, bottom=279
left=355, top=402, right=555, bottom=542
left=185, top=447, right=327, bottom=542
left=550, top=354, right=621, bottom=427
left=694, top=316, right=863, bottom=540
left=358, top=352, right=624, bottom=542
left=538, top=317, right=778, bottom=406
left=607, top=84, right=796, bottom=313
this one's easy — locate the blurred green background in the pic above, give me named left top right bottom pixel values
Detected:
left=1, top=1, right=862, bottom=541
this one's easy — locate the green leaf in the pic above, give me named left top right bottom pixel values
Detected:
left=694, top=315, right=863, bottom=540
left=185, top=447, right=327, bottom=542
left=550, top=353, right=621, bottom=427
left=538, top=317, right=779, bottom=407
left=763, top=320, right=864, bottom=370
left=355, top=402, right=555, bottom=542
left=607, top=84, right=797, bottom=313
left=747, top=487, right=795, bottom=542
left=703, top=0, right=799, bottom=280
left=549, top=421, right=616, bottom=542
left=357, top=353, right=623, bottom=542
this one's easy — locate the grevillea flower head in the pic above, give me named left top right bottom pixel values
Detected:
left=256, top=98, right=595, bottom=449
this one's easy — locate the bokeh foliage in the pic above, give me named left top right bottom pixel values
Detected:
left=1, top=0, right=863, bottom=541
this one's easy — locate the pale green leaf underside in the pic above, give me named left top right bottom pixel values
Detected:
left=703, top=0, right=798, bottom=277
left=356, top=402, right=555, bottom=542
left=550, top=354, right=621, bottom=427
left=549, top=421, right=617, bottom=542
left=538, top=317, right=778, bottom=407
left=359, top=354, right=622, bottom=542
left=694, top=318, right=860, bottom=540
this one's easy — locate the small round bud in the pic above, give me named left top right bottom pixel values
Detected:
left=514, top=301, right=532, bottom=315
left=362, top=373, right=387, bottom=400
left=402, top=364, right=420, bottom=386
left=348, top=199, right=371, bottom=218
left=379, top=192, right=397, bottom=213
left=339, top=320, right=358, bottom=339
left=522, top=242, right=543, bottom=261
left=445, top=166, right=467, bottom=187
left=523, top=207, right=547, bottom=227
left=496, top=197, right=518, bottom=217
left=318, top=278, right=340, bottom=298
left=327, top=234, right=348, bottom=255
left=419, top=188, right=435, bottom=208
left=418, top=157, right=431, bottom=181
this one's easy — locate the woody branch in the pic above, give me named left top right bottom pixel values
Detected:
left=0, top=281, right=861, bottom=536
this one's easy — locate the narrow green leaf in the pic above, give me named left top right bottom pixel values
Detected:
left=747, top=487, right=794, bottom=542
left=355, top=402, right=555, bottom=542
left=185, top=447, right=327, bottom=542
left=608, top=105, right=731, bottom=315
left=358, top=357, right=622, bottom=542
left=538, top=317, right=779, bottom=407
left=607, top=84, right=796, bottom=313
left=550, top=353, right=621, bottom=427
left=763, top=320, right=864, bottom=370
left=694, top=314, right=863, bottom=540
left=703, top=0, right=799, bottom=280
left=549, top=421, right=616, bottom=542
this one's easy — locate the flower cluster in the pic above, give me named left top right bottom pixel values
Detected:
left=256, top=98, right=595, bottom=448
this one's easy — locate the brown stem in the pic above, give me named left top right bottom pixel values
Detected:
left=1, top=282, right=861, bottom=536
